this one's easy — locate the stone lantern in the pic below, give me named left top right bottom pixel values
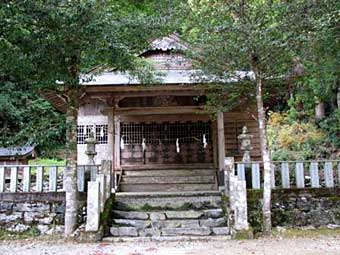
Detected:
left=85, top=131, right=97, bottom=165
left=85, top=131, right=97, bottom=181
left=238, top=126, right=253, bottom=166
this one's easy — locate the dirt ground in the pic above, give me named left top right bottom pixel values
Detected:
left=0, top=235, right=340, bottom=255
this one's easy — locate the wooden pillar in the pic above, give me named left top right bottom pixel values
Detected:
left=217, top=112, right=226, bottom=171
left=107, top=108, right=114, bottom=161
left=212, top=120, right=218, bottom=168
left=114, top=115, right=121, bottom=170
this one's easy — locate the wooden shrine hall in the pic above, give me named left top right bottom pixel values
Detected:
left=45, top=34, right=261, bottom=192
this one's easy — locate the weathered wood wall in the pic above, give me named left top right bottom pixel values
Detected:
left=224, top=111, right=261, bottom=161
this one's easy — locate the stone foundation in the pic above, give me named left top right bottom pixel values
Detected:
left=248, top=188, right=340, bottom=233
left=0, top=192, right=85, bottom=235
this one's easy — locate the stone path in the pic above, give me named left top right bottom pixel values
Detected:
left=0, top=235, right=340, bottom=255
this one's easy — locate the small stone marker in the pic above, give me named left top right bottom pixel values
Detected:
left=324, top=162, right=334, bottom=188
left=49, top=166, right=57, bottom=192
left=10, top=167, right=18, bottom=192
left=86, top=181, right=100, bottom=232
left=309, top=162, right=320, bottom=188
left=23, top=166, right=31, bottom=192
left=251, top=163, right=260, bottom=189
left=0, top=167, right=5, bottom=192
left=295, top=162, right=305, bottom=188
left=98, top=174, right=107, bottom=212
left=281, top=162, right=290, bottom=188
left=237, top=163, right=245, bottom=181
left=36, top=166, right=43, bottom=192
left=77, top=166, right=85, bottom=192
left=229, top=175, right=249, bottom=231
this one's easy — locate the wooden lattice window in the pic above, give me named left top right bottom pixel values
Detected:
left=77, top=124, right=108, bottom=144
left=120, top=121, right=212, bottom=145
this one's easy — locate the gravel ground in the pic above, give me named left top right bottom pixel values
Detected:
left=0, top=235, right=339, bottom=255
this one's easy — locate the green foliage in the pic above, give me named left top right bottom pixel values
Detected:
left=0, top=81, right=65, bottom=156
left=318, top=110, right=340, bottom=149
left=267, top=112, right=335, bottom=160
left=0, top=1, right=180, bottom=158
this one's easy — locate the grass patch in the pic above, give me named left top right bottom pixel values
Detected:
left=272, top=227, right=340, bottom=238
left=0, top=227, right=64, bottom=241
left=0, top=226, right=47, bottom=241
left=29, top=158, right=65, bottom=166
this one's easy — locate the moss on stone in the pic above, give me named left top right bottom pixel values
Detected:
left=233, top=228, right=254, bottom=240
left=247, top=189, right=263, bottom=202
left=221, top=194, right=229, bottom=215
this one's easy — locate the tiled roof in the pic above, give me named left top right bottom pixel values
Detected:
left=0, top=146, right=35, bottom=157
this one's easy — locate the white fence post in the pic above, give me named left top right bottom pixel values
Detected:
left=0, top=167, right=5, bottom=192
left=324, top=162, right=334, bottom=188
left=309, top=162, right=320, bottom=188
left=23, top=166, right=31, bottom=192
left=86, top=181, right=100, bottom=232
left=251, top=163, right=260, bottom=189
left=10, top=167, right=18, bottom=192
left=36, top=166, right=43, bottom=192
left=295, top=162, right=305, bottom=188
left=49, top=166, right=57, bottom=192
left=271, top=163, right=276, bottom=188
left=237, top=163, right=245, bottom=181
left=281, top=162, right=290, bottom=188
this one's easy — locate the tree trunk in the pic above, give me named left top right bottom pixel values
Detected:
left=251, top=60, right=272, bottom=234
left=64, top=88, right=79, bottom=236
left=315, top=100, right=325, bottom=121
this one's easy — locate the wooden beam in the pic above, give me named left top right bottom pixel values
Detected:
left=107, top=108, right=114, bottom=162
left=212, top=120, right=218, bottom=169
left=113, top=106, right=205, bottom=116
left=114, top=115, right=121, bottom=170
left=87, top=90, right=203, bottom=98
left=85, top=84, right=215, bottom=93
left=217, top=112, right=226, bottom=171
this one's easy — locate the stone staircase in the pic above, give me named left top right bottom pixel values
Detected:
left=119, top=165, right=218, bottom=192
left=106, top=191, right=230, bottom=239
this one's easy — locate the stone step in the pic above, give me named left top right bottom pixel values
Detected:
left=123, top=169, right=216, bottom=177
left=121, top=175, right=216, bottom=184
left=112, top=209, right=224, bottom=220
left=122, top=164, right=214, bottom=171
left=112, top=217, right=226, bottom=228
left=119, top=183, right=218, bottom=193
left=114, top=191, right=222, bottom=210
left=109, top=226, right=229, bottom=237
left=102, top=235, right=231, bottom=243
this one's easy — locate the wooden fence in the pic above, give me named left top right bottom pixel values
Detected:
left=0, top=165, right=101, bottom=193
left=235, top=160, right=340, bottom=189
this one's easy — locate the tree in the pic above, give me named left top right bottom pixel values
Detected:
left=1, top=0, right=177, bottom=236
left=183, top=0, right=321, bottom=233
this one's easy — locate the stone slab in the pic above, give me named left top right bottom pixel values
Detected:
left=162, top=227, right=211, bottom=236
left=212, top=227, right=230, bottom=235
left=113, top=219, right=151, bottom=229
left=199, top=217, right=226, bottom=227
left=165, top=210, right=204, bottom=219
left=110, top=226, right=138, bottom=237
left=112, top=210, right=148, bottom=220
left=203, top=209, right=224, bottom=218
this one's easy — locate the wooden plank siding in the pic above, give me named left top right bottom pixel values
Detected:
left=224, top=112, right=261, bottom=161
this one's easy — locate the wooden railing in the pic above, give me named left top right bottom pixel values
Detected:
left=235, top=160, right=340, bottom=189
left=0, top=164, right=101, bottom=193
